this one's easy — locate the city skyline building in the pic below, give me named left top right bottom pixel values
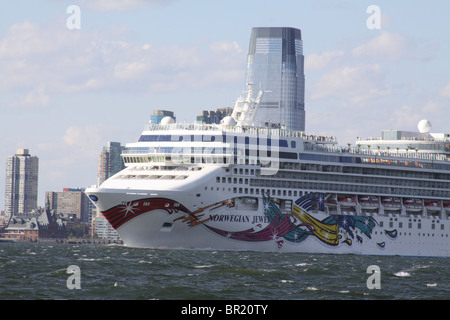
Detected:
left=4, top=149, right=39, bottom=216
left=197, top=107, right=233, bottom=124
left=93, top=215, right=121, bottom=241
left=244, top=27, right=305, bottom=131
left=45, top=188, right=90, bottom=222
left=94, top=142, right=124, bottom=240
left=150, top=110, right=176, bottom=124
left=98, top=142, right=125, bottom=186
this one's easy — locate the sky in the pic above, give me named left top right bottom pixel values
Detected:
left=1, top=0, right=450, bottom=209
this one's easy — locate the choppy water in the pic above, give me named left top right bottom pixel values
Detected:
left=0, top=242, right=448, bottom=302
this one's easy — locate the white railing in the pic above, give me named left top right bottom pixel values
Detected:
left=305, top=143, right=449, bottom=162
left=142, top=122, right=337, bottom=142
left=135, top=123, right=449, bottom=163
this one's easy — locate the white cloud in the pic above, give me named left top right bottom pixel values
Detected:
left=380, top=12, right=395, bottom=30
left=312, top=0, right=353, bottom=10
left=62, top=124, right=115, bottom=158
left=210, top=41, right=243, bottom=54
left=113, top=60, right=151, bottom=80
left=306, top=32, right=415, bottom=105
left=305, top=50, right=344, bottom=71
left=0, top=21, right=65, bottom=59
left=352, top=31, right=411, bottom=62
left=0, top=20, right=245, bottom=108
left=74, top=0, right=176, bottom=12
left=0, top=21, right=100, bottom=94
left=10, top=85, right=50, bottom=109
left=309, top=63, right=391, bottom=103
left=388, top=105, right=423, bottom=130
left=422, top=100, right=442, bottom=114
left=440, top=83, right=450, bottom=98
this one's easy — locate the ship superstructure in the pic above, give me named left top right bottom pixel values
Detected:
left=86, top=100, right=450, bottom=256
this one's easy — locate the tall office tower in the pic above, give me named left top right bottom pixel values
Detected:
left=4, top=149, right=39, bottom=216
left=244, top=27, right=305, bottom=131
left=98, top=142, right=125, bottom=186
left=94, top=143, right=124, bottom=239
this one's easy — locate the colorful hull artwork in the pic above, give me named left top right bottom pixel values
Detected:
left=100, top=193, right=398, bottom=251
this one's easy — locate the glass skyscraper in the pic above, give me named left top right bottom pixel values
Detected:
left=245, top=27, right=305, bottom=131
left=98, top=142, right=125, bottom=186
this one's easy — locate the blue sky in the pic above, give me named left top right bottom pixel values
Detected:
left=1, top=0, right=450, bottom=209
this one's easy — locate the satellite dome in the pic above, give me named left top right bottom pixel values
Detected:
left=418, top=119, right=431, bottom=133
left=160, top=116, right=175, bottom=125
left=221, top=116, right=237, bottom=126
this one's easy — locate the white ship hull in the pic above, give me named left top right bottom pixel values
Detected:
left=86, top=185, right=450, bottom=257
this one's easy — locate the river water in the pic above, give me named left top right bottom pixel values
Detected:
left=0, top=241, right=448, bottom=314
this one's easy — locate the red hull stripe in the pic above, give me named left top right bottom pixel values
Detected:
left=101, top=198, right=190, bottom=229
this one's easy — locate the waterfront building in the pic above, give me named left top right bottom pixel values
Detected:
left=4, top=149, right=39, bottom=216
left=2, top=208, right=67, bottom=241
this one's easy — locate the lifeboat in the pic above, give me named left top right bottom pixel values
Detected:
left=424, top=201, right=442, bottom=211
left=381, top=197, right=402, bottom=210
left=358, top=196, right=379, bottom=209
left=443, top=202, right=450, bottom=212
left=325, top=195, right=338, bottom=206
left=403, top=198, right=423, bottom=212
left=338, top=195, right=356, bottom=207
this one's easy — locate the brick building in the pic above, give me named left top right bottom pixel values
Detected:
left=1, top=209, right=67, bottom=241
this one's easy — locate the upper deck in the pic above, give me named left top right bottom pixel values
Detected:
left=122, top=122, right=450, bottom=169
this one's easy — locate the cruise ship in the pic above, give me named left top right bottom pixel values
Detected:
left=86, top=28, right=450, bottom=257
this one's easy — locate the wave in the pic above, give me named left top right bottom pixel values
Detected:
left=394, top=271, right=411, bottom=277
